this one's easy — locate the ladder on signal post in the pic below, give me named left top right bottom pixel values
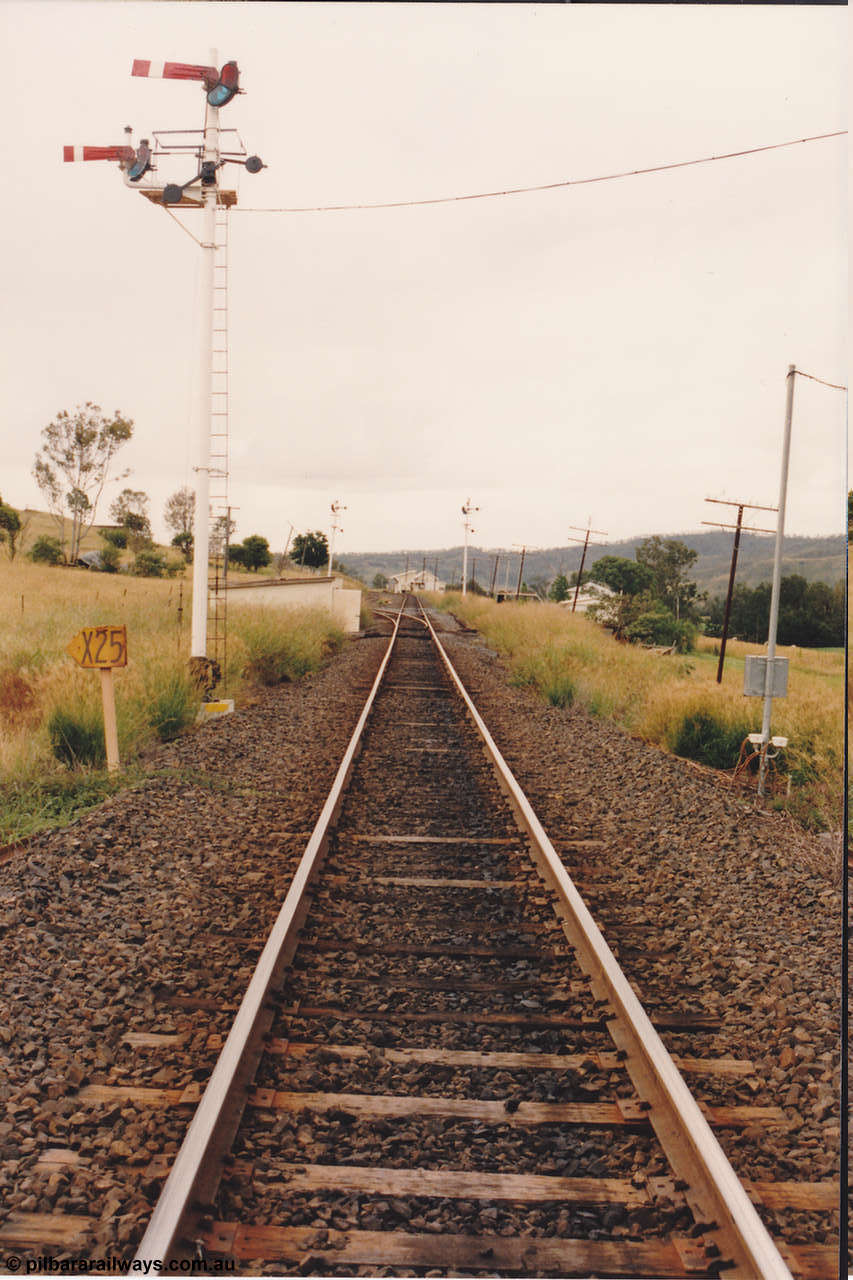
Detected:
left=207, top=203, right=230, bottom=688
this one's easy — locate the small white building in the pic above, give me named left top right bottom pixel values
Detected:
left=225, top=574, right=362, bottom=633
left=556, top=582, right=617, bottom=614
left=388, top=568, right=445, bottom=594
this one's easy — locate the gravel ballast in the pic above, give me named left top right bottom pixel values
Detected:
left=0, top=616, right=842, bottom=1269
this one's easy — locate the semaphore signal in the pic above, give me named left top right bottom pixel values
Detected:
left=63, top=50, right=265, bottom=706
left=131, top=59, right=241, bottom=107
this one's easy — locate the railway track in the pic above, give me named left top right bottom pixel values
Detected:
left=1, top=598, right=835, bottom=1277
left=120, top=597, right=826, bottom=1278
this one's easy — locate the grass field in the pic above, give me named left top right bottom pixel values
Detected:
left=0, top=558, right=348, bottom=842
left=439, top=594, right=843, bottom=831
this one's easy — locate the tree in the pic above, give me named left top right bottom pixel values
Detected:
left=586, top=556, right=654, bottom=638
left=706, top=575, right=844, bottom=647
left=236, top=534, right=271, bottom=572
left=372, top=572, right=389, bottom=589
left=210, top=513, right=237, bottom=559
left=635, top=537, right=699, bottom=617
left=548, top=573, right=570, bottom=602
left=0, top=495, right=23, bottom=561
left=109, top=488, right=152, bottom=550
left=171, top=531, right=193, bottom=562
left=32, top=403, right=133, bottom=563
left=291, top=530, right=328, bottom=569
left=164, top=487, right=195, bottom=542
left=588, top=555, right=653, bottom=598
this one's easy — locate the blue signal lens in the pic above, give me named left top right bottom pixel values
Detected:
left=207, top=61, right=239, bottom=108
left=207, top=83, right=236, bottom=107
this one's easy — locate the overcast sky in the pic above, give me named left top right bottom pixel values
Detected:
left=1, top=3, right=847, bottom=558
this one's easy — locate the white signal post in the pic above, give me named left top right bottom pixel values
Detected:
left=461, top=499, right=479, bottom=597
left=65, top=52, right=263, bottom=686
left=328, top=500, right=346, bottom=576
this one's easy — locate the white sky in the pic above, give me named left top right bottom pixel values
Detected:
left=1, top=3, right=847, bottom=555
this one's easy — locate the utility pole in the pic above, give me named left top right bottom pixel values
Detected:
left=566, top=522, right=607, bottom=612
left=283, top=521, right=294, bottom=558
left=328, top=500, right=346, bottom=577
left=515, top=549, right=526, bottom=598
left=461, top=499, right=479, bottom=597
left=511, top=544, right=540, bottom=599
left=702, top=498, right=776, bottom=683
left=489, top=555, right=499, bottom=598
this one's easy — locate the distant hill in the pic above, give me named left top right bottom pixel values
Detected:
left=339, top=531, right=845, bottom=597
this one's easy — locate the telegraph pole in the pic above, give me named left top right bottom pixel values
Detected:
left=511, top=544, right=538, bottom=599
left=566, top=522, right=607, bottom=612
left=702, top=498, right=776, bottom=683
left=461, top=499, right=479, bottom=597
left=489, top=555, right=499, bottom=598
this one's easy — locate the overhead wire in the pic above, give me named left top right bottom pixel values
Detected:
left=794, top=370, right=847, bottom=393
left=232, top=130, right=846, bottom=215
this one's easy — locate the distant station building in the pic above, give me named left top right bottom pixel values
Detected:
left=389, top=568, right=445, bottom=594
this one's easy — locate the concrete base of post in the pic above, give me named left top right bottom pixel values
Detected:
left=197, top=698, right=234, bottom=722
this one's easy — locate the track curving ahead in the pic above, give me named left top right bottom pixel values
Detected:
left=135, top=597, right=796, bottom=1278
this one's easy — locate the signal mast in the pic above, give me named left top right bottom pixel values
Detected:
left=64, top=53, right=265, bottom=694
left=461, top=498, right=479, bottom=597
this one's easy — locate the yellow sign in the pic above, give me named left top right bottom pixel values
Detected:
left=66, top=625, right=128, bottom=669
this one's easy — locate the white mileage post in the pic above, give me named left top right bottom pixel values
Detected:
left=66, top=625, right=128, bottom=773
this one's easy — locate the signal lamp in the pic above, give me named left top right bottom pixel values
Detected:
left=207, top=61, right=239, bottom=108
left=127, top=140, right=152, bottom=182
left=245, top=155, right=264, bottom=173
left=162, top=183, right=183, bottom=205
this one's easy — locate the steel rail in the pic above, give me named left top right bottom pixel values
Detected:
left=419, top=599, right=792, bottom=1280
left=134, top=603, right=405, bottom=1267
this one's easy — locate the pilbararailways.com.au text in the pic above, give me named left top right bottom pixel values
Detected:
left=4, top=1258, right=235, bottom=1275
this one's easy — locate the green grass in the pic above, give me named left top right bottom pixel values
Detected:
left=435, top=593, right=843, bottom=831
left=0, top=561, right=354, bottom=843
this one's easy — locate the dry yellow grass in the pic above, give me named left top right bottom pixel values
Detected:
left=441, top=594, right=843, bottom=829
left=0, top=558, right=346, bottom=832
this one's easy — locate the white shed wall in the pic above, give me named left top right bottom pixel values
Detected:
left=225, top=577, right=362, bottom=633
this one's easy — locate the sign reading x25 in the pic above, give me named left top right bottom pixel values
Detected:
left=66, top=625, right=128, bottom=669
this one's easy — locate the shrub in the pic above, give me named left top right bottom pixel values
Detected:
left=0, top=669, right=37, bottom=726
left=47, top=704, right=106, bottom=768
left=30, top=535, right=63, bottom=565
left=147, top=670, right=197, bottom=741
left=131, top=549, right=180, bottom=578
left=101, top=528, right=128, bottom=549
left=669, top=710, right=752, bottom=770
left=624, top=607, right=697, bottom=652
left=99, top=545, right=121, bottom=573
